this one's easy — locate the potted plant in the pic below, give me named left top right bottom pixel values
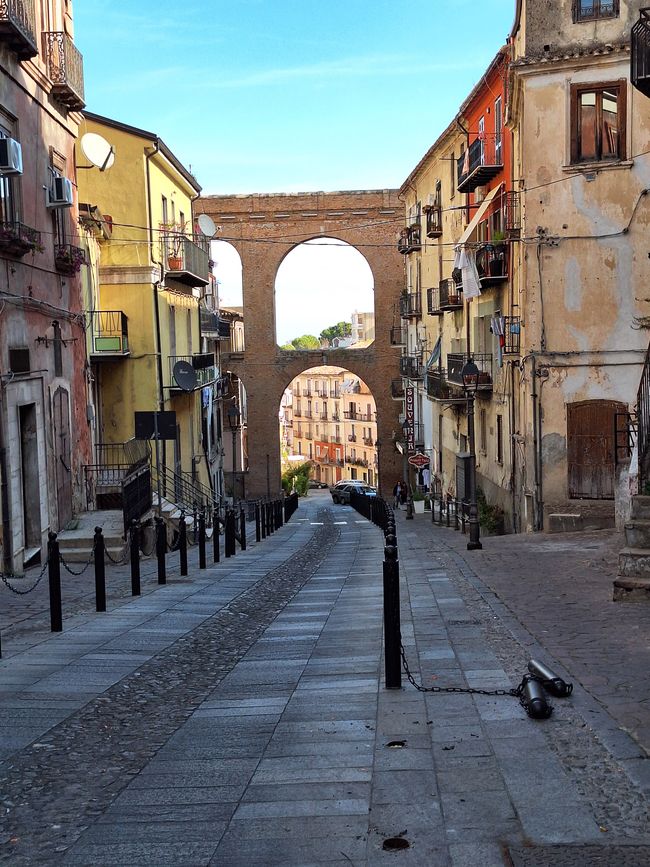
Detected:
left=488, top=230, right=507, bottom=278
left=412, top=489, right=426, bottom=514
left=54, top=243, right=86, bottom=274
left=160, top=220, right=189, bottom=270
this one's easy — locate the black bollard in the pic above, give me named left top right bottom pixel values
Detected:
left=130, top=520, right=141, bottom=596
left=454, top=500, right=460, bottom=531
left=198, top=509, right=206, bottom=569
left=279, top=498, right=284, bottom=528
left=519, top=675, right=553, bottom=719
left=225, top=509, right=233, bottom=558
left=255, top=503, right=261, bottom=542
left=179, top=511, right=188, bottom=576
left=93, top=527, right=106, bottom=613
left=240, top=506, right=247, bottom=551
left=155, top=517, right=166, bottom=584
left=47, top=531, right=62, bottom=632
left=383, top=545, right=402, bottom=689
left=527, top=659, right=573, bottom=698
left=213, top=509, right=220, bottom=563
left=446, top=500, right=451, bottom=528
left=261, top=502, right=267, bottom=539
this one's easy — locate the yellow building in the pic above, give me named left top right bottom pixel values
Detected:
left=77, top=113, right=213, bottom=503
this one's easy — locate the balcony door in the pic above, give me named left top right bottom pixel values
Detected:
left=53, top=386, right=72, bottom=529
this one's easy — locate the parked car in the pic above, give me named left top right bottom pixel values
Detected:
left=331, top=483, right=377, bottom=505
left=308, top=479, right=328, bottom=489
left=330, top=480, right=368, bottom=491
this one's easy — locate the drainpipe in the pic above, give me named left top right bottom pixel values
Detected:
left=510, top=360, right=518, bottom=533
left=530, top=354, right=543, bottom=531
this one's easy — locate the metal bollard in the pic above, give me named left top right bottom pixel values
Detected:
left=179, top=510, right=188, bottom=576
left=240, top=506, right=247, bottom=551
left=527, top=659, right=573, bottom=698
left=130, top=520, right=141, bottom=596
left=383, top=544, right=402, bottom=689
left=256, top=503, right=261, bottom=542
left=47, top=531, right=63, bottom=632
left=198, top=509, right=206, bottom=569
left=454, top=500, right=459, bottom=531
left=519, top=675, right=553, bottom=719
left=93, top=527, right=106, bottom=612
left=155, top=516, right=166, bottom=584
left=261, top=502, right=267, bottom=539
left=213, top=509, right=220, bottom=563
left=446, top=500, right=451, bottom=528
left=224, top=509, right=233, bottom=557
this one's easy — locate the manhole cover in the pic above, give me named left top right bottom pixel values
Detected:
left=382, top=837, right=410, bottom=852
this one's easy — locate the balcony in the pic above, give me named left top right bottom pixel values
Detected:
left=347, top=457, right=369, bottom=468
left=163, top=233, right=210, bottom=287
left=391, top=379, right=405, bottom=400
left=426, top=370, right=466, bottom=404
left=363, top=436, right=374, bottom=446
left=475, top=243, right=509, bottom=287
left=447, top=353, right=493, bottom=394
left=457, top=134, right=503, bottom=194
left=399, top=292, right=422, bottom=319
left=304, top=410, right=313, bottom=419
left=89, top=311, right=129, bottom=359
left=200, top=307, right=230, bottom=338
left=427, top=287, right=442, bottom=316
left=54, top=243, right=85, bottom=275
left=168, top=353, right=217, bottom=392
left=43, top=31, right=85, bottom=111
left=390, top=326, right=407, bottom=346
left=319, top=434, right=329, bottom=443
left=0, top=220, right=41, bottom=258
left=293, top=407, right=302, bottom=417
left=320, top=412, right=329, bottom=421
left=426, top=206, right=442, bottom=238
left=397, top=225, right=422, bottom=254
left=504, top=316, right=521, bottom=356
left=344, top=410, right=360, bottom=420
left=504, top=191, right=521, bottom=236
left=348, top=434, right=357, bottom=443
left=304, top=431, right=313, bottom=441
left=400, top=355, right=423, bottom=380
left=439, top=278, right=463, bottom=311
left=0, top=0, right=37, bottom=59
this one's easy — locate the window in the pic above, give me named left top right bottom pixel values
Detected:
left=496, top=414, right=504, bottom=464
left=479, top=409, right=487, bottom=454
left=571, top=82, right=626, bottom=164
left=494, top=96, right=502, bottom=163
left=573, top=0, right=618, bottom=22
left=0, top=118, right=19, bottom=225
left=450, top=150, right=455, bottom=198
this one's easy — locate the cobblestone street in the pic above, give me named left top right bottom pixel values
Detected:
left=1, top=494, right=649, bottom=865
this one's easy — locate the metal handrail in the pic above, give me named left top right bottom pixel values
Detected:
left=637, top=343, right=650, bottom=487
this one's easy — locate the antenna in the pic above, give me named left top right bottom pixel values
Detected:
left=172, top=360, right=198, bottom=392
left=197, top=214, right=216, bottom=238
left=79, top=133, right=115, bottom=171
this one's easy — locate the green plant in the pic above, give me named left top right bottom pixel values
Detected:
left=491, top=229, right=506, bottom=244
left=477, top=487, right=505, bottom=534
left=412, top=489, right=425, bottom=501
left=281, top=461, right=312, bottom=496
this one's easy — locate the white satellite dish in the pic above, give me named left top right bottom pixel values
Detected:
left=197, top=213, right=216, bottom=238
left=80, top=132, right=115, bottom=171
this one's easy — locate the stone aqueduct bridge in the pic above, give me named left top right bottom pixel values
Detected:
left=195, top=189, right=405, bottom=499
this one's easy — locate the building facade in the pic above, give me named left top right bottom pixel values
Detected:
left=0, top=0, right=90, bottom=573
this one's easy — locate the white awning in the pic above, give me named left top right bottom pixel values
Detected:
left=457, top=183, right=503, bottom=246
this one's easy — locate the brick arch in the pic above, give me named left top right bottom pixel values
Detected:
left=195, top=190, right=405, bottom=497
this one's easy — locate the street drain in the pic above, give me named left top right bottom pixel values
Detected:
left=386, top=740, right=406, bottom=749
left=383, top=837, right=410, bottom=851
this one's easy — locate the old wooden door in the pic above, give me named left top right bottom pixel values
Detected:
left=53, top=386, right=73, bottom=528
left=567, top=400, right=626, bottom=499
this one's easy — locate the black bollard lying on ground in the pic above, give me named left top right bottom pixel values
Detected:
left=93, top=527, right=106, bottom=612
left=519, top=675, right=553, bottom=719
left=383, top=544, right=402, bottom=690
left=528, top=659, right=573, bottom=698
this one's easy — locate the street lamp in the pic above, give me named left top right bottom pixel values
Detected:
left=401, top=420, right=414, bottom=520
left=461, top=358, right=482, bottom=550
left=227, top=402, right=240, bottom=503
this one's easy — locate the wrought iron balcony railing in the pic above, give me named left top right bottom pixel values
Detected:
left=426, top=206, right=442, bottom=238
left=399, top=292, right=422, bottom=319
left=504, top=191, right=521, bottom=236
left=457, top=133, right=503, bottom=193
left=439, top=277, right=463, bottom=311
left=0, top=220, right=41, bottom=258
left=90, top=310, right=129, bottom=357
left=446, top=353, right=493, bottom=393
left=427, top=287, right=442, bottom=316
left=633, top=9, right=650, bottom=96
left=475, top=242, right=509, bottom=287
left=54, top=243, right=85, bottom=275
left=43, top=31, right=85, bottom=111
left=400, top=355, right=424, bottom=380
left=426, top=369, right=466, bottom=404
left=0, top=0, right=37, bottom=59
left=390, top=325, right=407, bottom=346
left=200, top=307, right=230, bottom=338
left=503, top=316, right=521, bottom=356
left=168, top=353, right=217, bottom=391
left=397, top=226, right=422, bottom=254
left=163, top=233, right=210, bottom=287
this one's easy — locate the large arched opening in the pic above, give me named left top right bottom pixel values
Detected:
left=275, top=238, right=375, bottom=351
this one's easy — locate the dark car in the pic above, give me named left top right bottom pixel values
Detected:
left=308, top=479, right=328, bottom=489
left=331, top=483, right=377, bottom=505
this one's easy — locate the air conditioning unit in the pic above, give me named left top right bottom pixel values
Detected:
left=0, top=137, right=23, bottom=176
left=46, top=176, right=74, bottom=209
left=474, top=185, right=486, bottom=204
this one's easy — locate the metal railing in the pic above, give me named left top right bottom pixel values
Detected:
left=637, top=342, right=650, bottom=488
left=168, top=353, right=217, bottom=390
left=447, top=353, right=493, bottom=390
left=390, top=326, right=407, bottom=346
left=426, top=369, right=465, bottom=403
left=503, top=316, right=521, bottom=355
left=457, top=133, right=503, bottom=192
left=400, top=355, right=423, bottom=380
left=399, top=292, right=422, bottom=318
left=476, top=243, right=509, bottom=284
left=163, top=233, right=210, bottom=286
left=43, top=31, right=85, bottom=110
left=0, top=0, right=37, bottom=59
left=427, top=286, right=442, bottom=315
left=615, top=411, right=638, bottom=469
left=89, top=310, right=129, bottom=356
left=439, top=277, right=463, bottom=310
left=0, top=220, right=41, bottom=256
left=84, top=439, right=151, bottom=534
left=505, top=191, right=521, bottom=235
left=426, top=206, right=442, bottom=238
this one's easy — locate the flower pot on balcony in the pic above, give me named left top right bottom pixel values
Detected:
left=167, top=255, right=183, bottom=270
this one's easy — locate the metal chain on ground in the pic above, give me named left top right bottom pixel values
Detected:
left=400, top=640, right=522, bottom=699
left=0, top=557, right=50, bottom=595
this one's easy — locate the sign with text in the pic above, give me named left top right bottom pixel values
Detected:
left=405, top=387, right=415, bottom=454
left=408, top=452, right=430, bottom=469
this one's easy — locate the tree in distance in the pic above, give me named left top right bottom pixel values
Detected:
left=287, top=334, right=321, bottom=350
left=320, top=321, right=351, bottom=343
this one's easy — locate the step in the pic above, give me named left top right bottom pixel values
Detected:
left=624, top=520, right=650, bottom=549
left=631, top=495, right=650, bottom=520
left=58, top=534, right=124, bottom=550
left=58, top=546, right=126, bottom=564
left=617, top=547, right=650, bottom=579
left=613, top=576, right=650, bottom=602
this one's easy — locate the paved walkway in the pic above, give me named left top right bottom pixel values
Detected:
left=0, top=492, right=649, bottom=865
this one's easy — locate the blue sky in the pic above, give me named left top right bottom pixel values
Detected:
left=75, top=0, right=514, bottom=195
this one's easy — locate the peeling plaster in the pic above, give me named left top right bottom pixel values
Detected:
left=564, top=258, right=581, bottom=312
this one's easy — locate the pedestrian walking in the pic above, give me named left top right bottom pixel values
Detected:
left=400, top=481, right=408, bottom=506
left=393, top=481, right=402, bottom=509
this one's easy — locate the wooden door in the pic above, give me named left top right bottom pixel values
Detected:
left=567, top=400, right=626, bottom=499
left=53, top=387, right=73, bottom=528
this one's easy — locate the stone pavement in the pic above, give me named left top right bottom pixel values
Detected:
left=0, top=491, right=648, bottom=865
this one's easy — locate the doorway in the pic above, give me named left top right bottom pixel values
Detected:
left=567, top=400, right=626, bottom=499
left=52, top=387, right=72, bottom=529
left=19, top=403, right=41, bottom=552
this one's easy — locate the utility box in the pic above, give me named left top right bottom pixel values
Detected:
left=456, top=452, right=472, bottom=502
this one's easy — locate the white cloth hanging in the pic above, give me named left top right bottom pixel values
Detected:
left=453, top=245, right=482, bottom=299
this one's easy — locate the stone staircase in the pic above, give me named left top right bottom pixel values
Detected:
left=152, top=493, right=214, bottom=540
left=57, top=510, right=128, bottom=564
left=614, top=494, right=650, bottom=601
